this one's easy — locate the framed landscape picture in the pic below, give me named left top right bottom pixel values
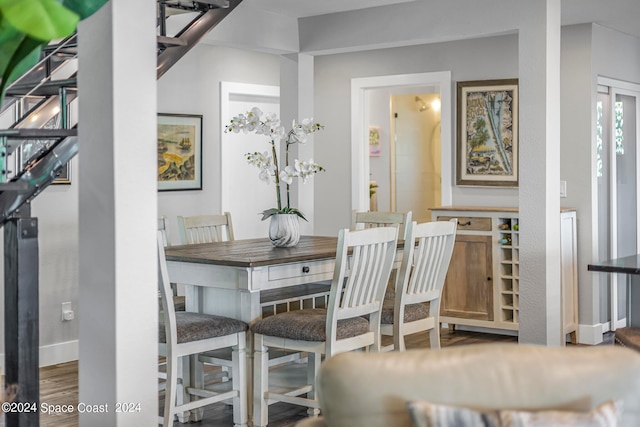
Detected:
left=456, top=79, right=518, bottom=187
left=157, top=113, right=202, bottom=191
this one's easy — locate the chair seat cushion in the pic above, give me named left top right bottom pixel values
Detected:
left=380, top=300, right=429, bottom=325
left=251, top=309, right=370, bottom=341
left=159, top=312, right=247, bottom=344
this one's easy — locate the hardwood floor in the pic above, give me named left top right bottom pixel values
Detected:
left=31, top=328, right=521, bottom=427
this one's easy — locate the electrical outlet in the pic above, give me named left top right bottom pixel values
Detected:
left=61, top=302, right=74, bottom=321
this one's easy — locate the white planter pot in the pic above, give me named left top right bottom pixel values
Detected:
left=268, top=214, right=300, bottom=247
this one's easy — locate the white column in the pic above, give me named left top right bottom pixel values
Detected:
left=518, top=0, right=563, bottom=346
left=280, top=54, right=316, bottom=235
left=77, top=0, right=158, bottom=424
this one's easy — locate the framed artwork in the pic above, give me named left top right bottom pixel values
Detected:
left=369, top=126, right=381, bottom=157
left=456, top=79, right=518, bottom=187
left=158, top=113, right=202, bottom=191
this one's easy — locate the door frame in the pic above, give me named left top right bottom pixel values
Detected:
left=350, top=71, right=452, bottom=212
left=220, top=82, right=279, bottom=236
left=597, top=76, right=640, bottom=330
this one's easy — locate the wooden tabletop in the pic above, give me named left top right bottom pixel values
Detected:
left=588, top=254, right=640, bottom=275
left=164, top=235, right=339, bottom=268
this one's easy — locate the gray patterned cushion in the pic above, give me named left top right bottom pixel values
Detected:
left=407, top=399, right=621, bottom=427
left=380, top=299, right=429, bottom=325
left=251, top=309, right=370, bottom=341
left=159, top=312, right=247, bottom=344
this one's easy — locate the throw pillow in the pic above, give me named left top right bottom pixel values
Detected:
left=407, top=399, right=621, bottom=427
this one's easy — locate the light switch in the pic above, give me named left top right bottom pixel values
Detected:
left=560, top=180, right=567, bottom=198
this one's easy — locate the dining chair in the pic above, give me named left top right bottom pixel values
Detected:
left=177, top=212, right=234, bottom=244
left=158, top=216, right=185, bottom=311
left=380, top=219, right=457, bottom=351
left=351, top=210, right=412, bottom=240
left=251, top=226, right=399, bottom=427
left=351, top=210, right=412, bottom=300
left=157, top=230, right=248, bottom=427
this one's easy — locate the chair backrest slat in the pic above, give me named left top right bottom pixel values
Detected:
left=351, top=210, right=412, bottom=241
left=398, top=219, right=457, bottom=306
left=178, top=212, right=234, bottom=244
left=158, top=216, right=170, bottom=247
left=157, top=230, right=178, bottom=346
left=329, top=227, right=398, bottom=322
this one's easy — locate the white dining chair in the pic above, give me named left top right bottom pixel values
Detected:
left=157, top=230, right=248, bottom=427
left=351, top=210, right=412, bottom=240
left=177, top=212, right=234, bottom=244
left=251, top=226, right=399, bottom=427
left=380, top=219, right=457, bottom=351
left=351, top=210, right=412, bottom=301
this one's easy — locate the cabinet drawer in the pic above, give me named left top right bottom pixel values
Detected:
left=268, top=259, right=335, bottom=281
left=437, top=216, right=492, bottom=231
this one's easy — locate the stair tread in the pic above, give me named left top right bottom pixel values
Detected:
left=157, top=35, right=188, bottom=47
left=0, top=129, right=77, bottom=139
left=6, top=78, right=77, bottom=97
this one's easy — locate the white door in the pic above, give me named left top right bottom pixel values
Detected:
left=220, top=82, right=279, bottom=239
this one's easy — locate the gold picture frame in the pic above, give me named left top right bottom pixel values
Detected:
left=456, top=79, right=518, bottom=187
left=157, top=113, right=203, bottom=191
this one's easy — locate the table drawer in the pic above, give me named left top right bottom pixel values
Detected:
left=437, top=216, right=492, bottom=231
left=268, top=259, right=335, bottom=281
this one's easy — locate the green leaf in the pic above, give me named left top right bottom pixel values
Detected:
left=0, top=35, right=43, bottom=102
left=61, top=0, right=108, bottom=20
left=0, top=0, right=79, bottom=41
left=287, top=208, right=308, bottom=221
left=260, top=208, right=281, bottom=221
left=260, top=207, right=308, bottom=221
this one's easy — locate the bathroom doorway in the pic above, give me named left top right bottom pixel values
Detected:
left=366, top=87, right=442, bottom=223
left=390, top=93, right=441, bottom=223
left=351, top=72, right=452, bottom=214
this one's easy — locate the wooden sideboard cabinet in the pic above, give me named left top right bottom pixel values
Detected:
left=431, top=206, right=578, bottom=341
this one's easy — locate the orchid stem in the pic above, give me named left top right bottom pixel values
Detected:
left=271, top=141, right=282, bottom=211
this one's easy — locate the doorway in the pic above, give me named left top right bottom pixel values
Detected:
left=220, top=82, right=280, bottom=239
left=390, top=93, right=442, bottom=223
left=351, top=72, right=452, bottom=213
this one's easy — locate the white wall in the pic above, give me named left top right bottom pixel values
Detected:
left=156, top=44, right=280, bottom=245
left=313, top=34, right=519, bottom=236
left=560, top=24, right=598, bottom=333
left=0, top=44, right=280, bottom=368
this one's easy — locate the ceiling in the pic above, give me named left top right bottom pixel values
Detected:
left=242, top=0, right=640, bottom=38
left=241, top=0, right=415, bottom=18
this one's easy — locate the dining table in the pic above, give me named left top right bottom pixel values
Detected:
left=164, top=235, right=345, bottom=324
left=588, top=254, right=640, bottom=328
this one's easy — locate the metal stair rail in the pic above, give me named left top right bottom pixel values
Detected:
left=1, top=1, right=242, bottom=425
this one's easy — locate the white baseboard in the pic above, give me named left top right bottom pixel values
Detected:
left=0, top=340, right=79, bottom=371
left=577, top=323, right=605, bottom=345
left=39, top=340, right=79, bottom=367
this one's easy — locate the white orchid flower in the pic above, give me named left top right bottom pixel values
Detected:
left=279, top=166, right=297, bottom=185
left=258, top=167, right=273, bottom=183
left=295, top=159, right=321, bottom=183
left=226, top=108, right=325, bottom=218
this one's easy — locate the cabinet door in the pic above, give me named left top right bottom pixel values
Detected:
left=441, top=234, right=494, bottom=321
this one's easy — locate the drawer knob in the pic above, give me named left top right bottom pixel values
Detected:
left=302, top=266, right=310, bottom=274
left=458, top=220, right=471, bottom=226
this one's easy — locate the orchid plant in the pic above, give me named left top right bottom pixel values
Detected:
left=225, top=107, right=325, bottom=221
